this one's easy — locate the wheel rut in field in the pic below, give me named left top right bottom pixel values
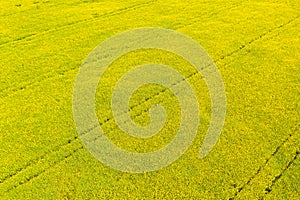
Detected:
left=1, top=11, right=299, bottom=196
left=264, top=151, right=299, bottom=196
left=0, top=1, right=240, bottom=98
left=0, top=0, right=158, bottom=47
left=229, top=124, right=300, bottom=199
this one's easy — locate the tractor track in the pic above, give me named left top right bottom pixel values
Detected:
left=264, top=150, right=299, bottom=196
left=81, top=12, right=300, bottom=141
left=0, top=0, right=97, bottom=18
left=229, top=124, right=300, bottom=199
left=176, top=3, right=241, bottom=30
left=1, top=4, right=299, bottom=196
left=3, top=143, right=84, bottom=193
left=0, top=13, right=299, bottom=196
left=0, top=0, right=158, bottom=47
left=0, top=1, right=242, bottom=98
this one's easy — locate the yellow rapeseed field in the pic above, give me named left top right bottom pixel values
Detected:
left=0, top=0, right=299, bottom=199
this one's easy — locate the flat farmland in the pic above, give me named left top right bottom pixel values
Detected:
left=0, top=0, right=299, bottom=199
